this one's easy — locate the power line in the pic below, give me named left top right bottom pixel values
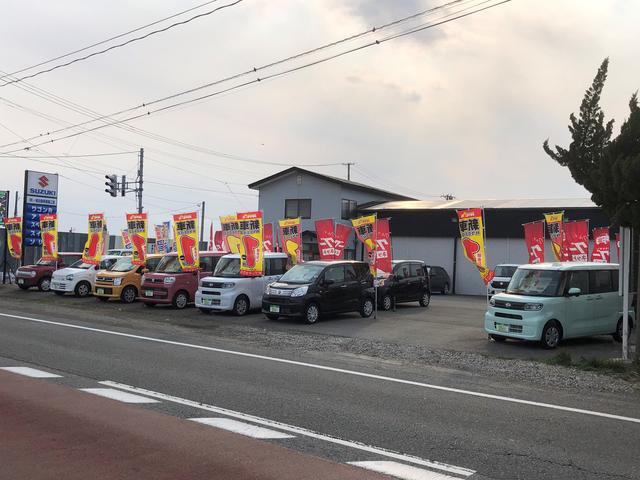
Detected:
left=0, top=0, right=244, bottom=87
left=0, top=151, right=137, bottom=158
left=145, top=180, right=258, bottom=196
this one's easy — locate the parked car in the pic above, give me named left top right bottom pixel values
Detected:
left=426, top=265, right=451, bottom=294
left=139, top=251, right=223, bottom=309
left=15, top=252, right=82, bottom=292
left=50, top=255, right=120, bottom=297
left=489, top=264, right=519, bottom=296
left=262, top=260, right=375, bottom=324
left=485, top=262, right=634, bottom=349
left=377, top=260, right=431, bottom=310
left=195, top=252, right=289, bottom=316
left=106, top=249, right=132, bottom=256
left=93, top=253, right=164, bottom=303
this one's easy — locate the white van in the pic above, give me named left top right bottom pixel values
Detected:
left=51, top=255, right=120, bottom=297
left=195, top=252, right=288, bottom=316
left=489, top=264, right=520, bottom=296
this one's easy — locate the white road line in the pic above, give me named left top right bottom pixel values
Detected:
left=1, top=366, right=62, bottom=378
left=2, top=312, right=639, bottom=425
left=190, top=418, right=295, bottom=439
left=80, top=388, right=159, bottom=404
left=102, top=380, right=474, bottom=477
left=349, top=461, right=464, bottom=480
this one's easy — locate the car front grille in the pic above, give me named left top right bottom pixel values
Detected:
left=96, top=276, right=114, bottom=283
left=495, top=312, right=523, bottom=320
left=202, top=290, right=220, bottom=296
left=493, top=300, right=526, bottom=310
left=202, top=282, right=224, bottom=288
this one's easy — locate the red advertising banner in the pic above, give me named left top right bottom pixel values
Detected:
left=208, top=222, right=213, bottom=251
left=315, top=219, right=335, bottom=261
left=523, top=221, right=545, bottom=264
left=615, top=232, right=621, bottom=261
left=591, top=227, right=610, bottom=263
left=563, top=220, right=589, bottom=262
left=263, top=223, right=274, bottom=253
left=214, top=230, right=223, bottom=251
left=334, top=223, right=351, bottom=260
left=375, top=218, right=392, bottom=275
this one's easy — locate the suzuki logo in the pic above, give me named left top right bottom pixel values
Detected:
left=505, top=303, right=512, bottom=308
left=38, top=175, right=49, bottom=188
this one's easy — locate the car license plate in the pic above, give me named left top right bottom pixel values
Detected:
left=96, top=288, right=104, bottom=295
left=496, top=323, right=509, bottom=333
left=17, top=279, right=24, bottom=284
left=145, top=290, right=154, bottom=297
left=269, top=305, right=280, bottom=313
left=202, top=298, right=212, bottom=306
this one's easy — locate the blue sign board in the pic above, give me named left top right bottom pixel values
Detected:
left=22, top=170, right=59, bottom=253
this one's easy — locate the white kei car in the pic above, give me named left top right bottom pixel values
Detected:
left=51, top=256, right=120, bottom=297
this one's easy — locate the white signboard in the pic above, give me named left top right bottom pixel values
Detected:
left=26, top=170, right=59, bottom=201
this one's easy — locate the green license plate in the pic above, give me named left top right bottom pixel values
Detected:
left=96, top=288, right=104, bottom=295
left=202, top=298, right=212, bottom=306
left=269, top=305, right=280, bottom=313
left=496, top=323, right=509, bottom=333
left=17, top=279, right=24, bottom=284
left=145, top=290, right=154, bottom=297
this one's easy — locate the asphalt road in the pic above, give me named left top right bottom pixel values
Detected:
left=1, top=290, right=639, bottom=479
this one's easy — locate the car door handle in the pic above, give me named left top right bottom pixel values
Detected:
left=340, top=284, right=348, bottom=288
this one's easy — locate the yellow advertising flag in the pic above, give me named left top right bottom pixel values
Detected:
left=278, top=218, right=302, bottom=264
left=173, top=212, right=199, bottom=272
left=351, top=214, right=377, bottom=273
left=40, top=213, right=58, bottom=261
left=220, top=214, right=241, bottom=253
left=83, top=213, right=104, bottom=265
left=456, top=208, right=494, bottom=284
left=544, top=212, right=564, bottom=261
left=126, top=213, right=148, bottom=266
left=4, top=217, right=22, bottom=259
left=237, top=211, right=263, bottom=276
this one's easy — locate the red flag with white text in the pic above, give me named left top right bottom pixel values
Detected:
left=375, top=218, right=393, bottom=275
left=315, top=219, right=335, bottom=261
left=563, top=220, right=589, bottom=262
left=334, top=223, right=352, bottom=260
left=591, top=227, right=610, bottom=263
left=523, top=221, right=545, bottom=264
left=214, top=230, right=223, bottom=251
left=263, top=223, right=274, bottom=252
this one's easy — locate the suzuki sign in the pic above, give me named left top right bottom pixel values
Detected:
left=23, top=170, right=59, bottom=250
left=26, top=170, right=58, bottom=198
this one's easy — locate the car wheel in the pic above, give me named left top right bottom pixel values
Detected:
left=442, top=283, right=450, bottom=295
left=96, top=296, right=109, bottom=302
left=53, top=290, right=65, bottom=296
left=233, top=295, right=250, bottom=316
left=360, top=298, right=374, bottom=318
left=613, top=318, right=633, bottom=342
left=199, top=307, right=212, bottom=315
left=121, top=286, right=138, bottom=304
left=541, top=321, right=562, bottom=349
left=37, top=277, right=51, bottom=292
left=265, top=313, right=279, bottom=321
left=75, top=281, right=91, bottom=298
left=381, top=294, right=392, bottom=311
left=18, top=284, right=30, bottom=290
left=172, top=291, right=189, bottom=309
left=419, top=291, right=431, bottom=307
left=303, top=302, right=320, bottom=324
left=490, top=334, right=507, bottom=342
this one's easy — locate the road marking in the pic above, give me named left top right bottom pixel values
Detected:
left=80, top=388, right=159, bottom=404
left=1, top=366, right=62, bottom=378
left=102, top=380, right=474, bottom=477
left=2, top=312, right=639, bottom=425
left=191, top=417, right=295, bottom=439
left=348, top=461, right=463, bottom=480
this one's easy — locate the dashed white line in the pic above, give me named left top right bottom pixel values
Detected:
left=191, top=418, right=295, bottom=439
left=349, top=461, right=464, bottom=480
left=80, top=388, right=159, bottom=404
left=1, top=366, right=62, bottom=378
left=102, top=380, right=475, bottom=477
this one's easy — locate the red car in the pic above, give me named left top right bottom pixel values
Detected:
left=140, top=251, right=223, bottom=309
left=15, top=252, right=83, bottom=292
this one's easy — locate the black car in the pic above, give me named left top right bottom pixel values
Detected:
left=377, top=260, right=431, bottom=310
left=262, top=261, right=375, bottom=324
left=426, top=265, right=451, bottom=294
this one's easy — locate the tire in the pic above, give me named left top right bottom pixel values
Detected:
left=120, top=285, right=138, bottom=304
left=265, top=313, right=279, bottom=321
left=172, top=291, right=189, bottom=309
left=381, top=294, right=392, bottom=311
left=613, top=318, right=633, bottom=342
left=233, top=295, right=250, bottom=316
left=199, top=307, right=212, bottom=315
left=96, top=296, right=109, bottom=302
left=37, top=277, right=52, bottom=292
left=303, top=302, right=320, bottom=324
left=490, top=334, right=507, bottom=342
left=360, top=298, right=374, bottom=318
left=442, top=283, right=450, bottom=295
left=53, top=290, right=65, bottom=296
left=74, top=281, right=91, bottom=298
left=143, top=301, right=155, bottom=307
left=18, top=284, right=30, bottom=290
left=541, top=321, right=562, bottom=349
left=419, top=290, right=431, bottom=307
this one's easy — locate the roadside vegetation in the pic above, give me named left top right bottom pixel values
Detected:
left=544, top=351, right=640, bottom=381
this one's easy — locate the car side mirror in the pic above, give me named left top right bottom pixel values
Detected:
left=142, top=268, right=149, bottom=274
left=324, top=279, right=334, bottom=286
left=567, top=287, right=581, bottom=297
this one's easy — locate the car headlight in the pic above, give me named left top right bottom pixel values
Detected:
left=65, top=274, right=74, bottom=281
left=28, top=271, right=37, bottom=277
left=113, top=278, right=122, bottom=286
left=265, top=284, right=273, bottom=295
left=489, top=297, right=495, bottom=306
left=141, top=274, right=146, bottom=284
left=524, top=303, right=543, bottom=311
left=290, top=286, right=308, bottom=297
left=221, top=282, right=235, bottom=288
left=164, top=276, right=176, bottom=284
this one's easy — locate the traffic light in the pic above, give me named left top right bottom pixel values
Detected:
left=105, top=174, right=117, bottom=197
left=121, top=175, right=127, bottom=197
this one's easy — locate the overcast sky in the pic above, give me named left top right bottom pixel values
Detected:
left=1, top=0, right=638, bottom=233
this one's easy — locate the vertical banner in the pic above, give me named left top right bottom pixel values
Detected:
left=39, top=213, right=58, bottom=261
left=543, top=212, right=564, bottom=261
left=220, top=214, right=241, bottom=253
left=563, top=220, right=589, bottom=262
left=4, top=217, right=22, bottom=259
left=83, top=213, right=104, bottom=265
left=237, top=211, right=263, bottom=276
left=615, top=232, right=621, bottom=261
left=154, top=222, right=170, bottom=254
left=456, top=208, right=494, bottom=284
left=352, top=214, right=377, bottom=273
left=315, top=219, right=335, bottom=261
left=263, top=223, right=274, bottom=252
left=121, top=229, right=132, bottom=249
left=523, top=221, right=545, bottom=264
left=0, top=191, right=9, bottom=227
left=172, top=212, right=199, bottom=272
left=208, top=222, right=214, bottom=251
left=126, top=213, right=148, bottom=266
left=23, top=170, right=59, bottom=249
left=334, top=223, right=352, bottom=260
left=591, top=227, right=610, bottom=263
left=279, top=218, right=302, bottom=264
left=375, top=218, right=393, bottom=276
left=214, top=230, right=223, bottom=251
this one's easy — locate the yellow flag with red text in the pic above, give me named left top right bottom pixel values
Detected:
left=83, top=213, right=105, bottom=265
left=220, top=214, right=241, bottom=254
left=457, top=208, right=494, bottom=284
left=4, top=217, right=22, bottom=259
left=173, top=212, right=199, bottom=272
left=126, top=213, right=148, bottom=266
left=238, top=211, right=263, bottom=277
left=40, top=213, right=58, bottom=261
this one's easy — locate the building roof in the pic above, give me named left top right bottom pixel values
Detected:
left=362, top=198, right=598, bottom=211
left=248, top=167, right=415, bottom=201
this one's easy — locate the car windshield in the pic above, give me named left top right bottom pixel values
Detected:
left=146, top=257, right=162, bottom=272
left=278, top=264, right=324, bottom=284
left=506, top=269, right=563, bottom=297
left=108, top=257, right=134, bottom=272
left=213, top=257, right=241, bottom=277
left=495, top=265, right=518, bottom=277
left=154, top=255, right=183, bottom=273
left=69, top=260, right=94, bottom=270
left=36, top=258, right=56, bottom=266
left=99, top=258, right=118, bottom=270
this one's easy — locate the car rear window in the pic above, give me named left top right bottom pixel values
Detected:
left=324, top=265, right=345, bottom=283
left=410, top=263, right=424, bottom=277
left=589, top=270, right=614, bottom=293
left=567, top=270, right=589, bottom=294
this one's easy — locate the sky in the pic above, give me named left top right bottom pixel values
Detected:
left=1, top=0, right=639, bottom=233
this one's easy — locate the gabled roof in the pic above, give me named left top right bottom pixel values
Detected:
left=362, top=198, right=598, bottom=211
left=248, top=167, right=415, bottom=201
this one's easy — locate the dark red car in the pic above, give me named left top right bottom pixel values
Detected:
left=15, top=252, right=83, bottom=292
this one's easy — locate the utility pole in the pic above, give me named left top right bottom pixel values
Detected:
left=104, top=149, right=144, bottom=212
left=13, top=191, right=19, bottom=216
left=342, top=162, right=355, bottom=181
left=137, top=148, right=144, bottom=214
left=200, top=201, right=206, bottom=243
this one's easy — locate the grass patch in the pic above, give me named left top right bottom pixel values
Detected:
left=544, top=352, right=640, bottom=379
left=543, top=351, right=573, bottom=367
